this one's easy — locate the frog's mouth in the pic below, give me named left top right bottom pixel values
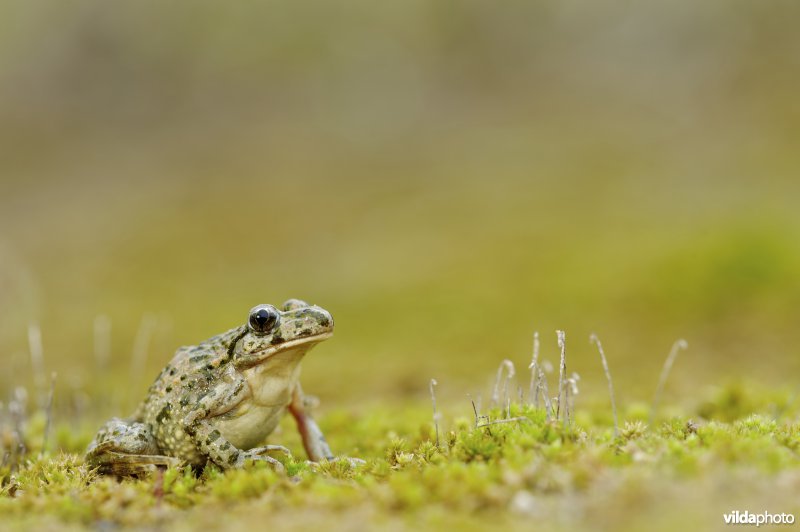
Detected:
left=234, top=332, right=333, bottom=369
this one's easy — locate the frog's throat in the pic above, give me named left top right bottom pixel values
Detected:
left=233, top=332, right=333, bottom=369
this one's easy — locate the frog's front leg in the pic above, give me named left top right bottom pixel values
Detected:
left=181, top=371, right=290, bottom=471
left=289, top=384, right=334, bottom=462
left=189, top=420, right=290, bottom=472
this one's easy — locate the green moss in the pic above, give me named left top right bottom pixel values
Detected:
left=2, top=386, right=800, bottom=531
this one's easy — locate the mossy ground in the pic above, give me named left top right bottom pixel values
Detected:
left=2, top=3, right=800, bottom=530
left=2, top=383, right=799, bottom=531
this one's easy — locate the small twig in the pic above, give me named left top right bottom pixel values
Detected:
left=470, top=393, right=491, bottom=427
left=40, top=372, right=57, bottom=458
left=528, top=331, right=540, bottom=407
left=650, top=339, right=688, bottom=425
left=429, top=379, right=440, bottom=447
left=590, top=333, right=619, bottom=438
left=556, top=330, right=566, bottom=419
left=477, top=416, right=530, bottom=428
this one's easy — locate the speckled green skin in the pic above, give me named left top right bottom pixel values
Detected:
left=86, top=300, right=335, bottom=476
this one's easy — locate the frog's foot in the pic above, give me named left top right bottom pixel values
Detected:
left=86, top=418, right=183, bottom=477
left=234, top=446, right=290, bottom=472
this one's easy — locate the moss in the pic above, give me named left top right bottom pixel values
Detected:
left=2, top=387, right=800, bottom=531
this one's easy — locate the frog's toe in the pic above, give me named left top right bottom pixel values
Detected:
left=235, top=451, right=286, bottom=473
left=246, top=444, right=292, bottom=457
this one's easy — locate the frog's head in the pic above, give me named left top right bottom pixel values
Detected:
left=231, top=300, right=334, bottom=369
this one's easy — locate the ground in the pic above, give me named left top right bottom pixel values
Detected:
left=2, top=381, right=799, bottom=531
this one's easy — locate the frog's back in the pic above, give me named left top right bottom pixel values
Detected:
left=133, top=326, right=244, bottom=423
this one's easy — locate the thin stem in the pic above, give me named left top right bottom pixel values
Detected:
left=650, top=339, right=688, bottom=425
left=538, top=367, right=552, bottom=421
left=556, top=330, right=566, bottom=419
left=28, top=323, right=45, bottom=398
left=477, top=416, right=529, bottom=428
left=41, top=372, right=57, bottom=458
left=590, top=333, right=619, bottom=438
left=492, top=359, right=515, bottom=408
left=429, top=379, right=440, bottom=447
left=528, top=331, right=540, bottom=406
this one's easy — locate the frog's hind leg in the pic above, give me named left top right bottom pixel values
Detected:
left=89, top=450, right=184, bottom=477
left=85, top=418, right=184, bottom=477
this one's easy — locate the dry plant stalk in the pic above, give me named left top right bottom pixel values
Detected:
left=556, top=330, right=566, bottom=419
left=590, top=333, right=619, bottom=437
left=28, top=323, right=45, bottom=398
left=650, top=339, right=689, bottom=425
left=429, top=379, right=440, bottom=446
left=538, top=367, right=552, bottom=421
left=528, top=331, right=540, bottom=407
left=470, top=396, right=479, bottom=428
left=492, top=359, right=515, bottom=408
left=564, top=372, right=580, bottom=427
left=477, top=416, right=529, bottom=428
left=41, top=372, right=57, bottom=458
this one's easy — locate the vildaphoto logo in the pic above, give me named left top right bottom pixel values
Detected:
left=723, top=510, right=795, bottom=526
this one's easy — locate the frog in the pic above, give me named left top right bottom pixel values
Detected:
left=86, top=299, right=344, bottom=477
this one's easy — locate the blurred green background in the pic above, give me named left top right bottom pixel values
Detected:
left=1, top=1, right=799, bottom=418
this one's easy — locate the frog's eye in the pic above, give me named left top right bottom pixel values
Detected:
left=248, top=305, right=280, bottom=335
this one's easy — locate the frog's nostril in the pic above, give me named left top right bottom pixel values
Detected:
left=248, top=305, right=280, bottom=335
